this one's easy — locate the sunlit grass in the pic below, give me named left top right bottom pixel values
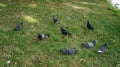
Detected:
left=23, top=15, right=39, bottom=23
left=28, top=3, right=38, bottom=8
left=0, top=3, right=7, bottom=7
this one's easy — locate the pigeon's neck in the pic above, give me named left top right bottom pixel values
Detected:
left=20, top=23, right=23, bottom=25
left=60, top=27, right=63, bottom=30
left=92, top=40, right=96, bottom=44
left=104, top=44, right=107, bottom=46
left=87, top=21, right=89, bottom=23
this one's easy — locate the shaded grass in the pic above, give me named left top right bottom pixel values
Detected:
left=0, top=0, right=120, bottom=67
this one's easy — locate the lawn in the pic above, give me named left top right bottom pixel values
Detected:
left=0, top=0, right=120, bottom=67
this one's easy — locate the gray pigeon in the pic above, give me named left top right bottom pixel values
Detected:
left=87, top=21, right=94, bottom=30
left=53, top=16, right=58, bottom=24
left=60, top=49, right=77, bottom=55
left=97, top=43, right=107, bottom=53
left=60, top=27, right=72, bottom=35
left=14, top=22, right=23, bottom=30
left=81, top=40, right=96, bottom=48
left=38, top=34, right=49, bottom=40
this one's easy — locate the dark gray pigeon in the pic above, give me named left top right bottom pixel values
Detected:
left=60, top=49, right=77, bottom=55
left=52, top=16, right=58, bottom=24
left=14, top=22, right=23, bottom=30
left=60, top=27, right=71, bottom=35
left=38, top=34, right=49, bottom=40
left=97, top=43, right=107, bottom=53
left=81, top=40, right=96, bottom=48
left=87, top=21, right=94, bottom=30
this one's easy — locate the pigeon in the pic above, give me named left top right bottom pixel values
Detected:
left=60, top=27, right=72, bottom=35
left=97, top=43, right=107, bottom=53
left=87, top=21, right=94, bottom=30
left=14, top=22, right=23, bottom=30
left=81, top=40, right=96, bottom=48
left=52, top=16, right=58, bottom=24
left=38, top=34, right=49, bottom=40
left=60, top=49, right=77, bottom=55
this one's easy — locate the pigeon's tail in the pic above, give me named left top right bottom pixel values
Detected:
left=14, top=27, right=20, bottom=31
left=59, top=50, right=67, bottom=54
left=68, top=32, right=72, bottom=35
left=89, top=26, right=94, bottom=30
left=74, top=50, right=77, bottom=53
left=91, top=27, right=94, bottom=30
left=13, top=28, right=18, bottom=31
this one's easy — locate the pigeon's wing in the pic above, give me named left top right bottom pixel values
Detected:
left=88, top=42, right=94, bottom=48
left=67, top=32, right=72, bottom=35
left=100, top=46, right=106, bottom=51
left=97, top=45, right=106, bottom=53
left=16, top=23, right=23, bottom=29
left=14, top=25, right=21, bottom=30
left=68, top=49, right=77, bottom=55
left=61, top=29, right=67, bottom=34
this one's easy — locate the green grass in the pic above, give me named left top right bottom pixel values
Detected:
left=0, top=0, right=120, bottom=67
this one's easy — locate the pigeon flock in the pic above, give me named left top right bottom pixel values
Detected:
left=14, top=16, right=107, bottom=55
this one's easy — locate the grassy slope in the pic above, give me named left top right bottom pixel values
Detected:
left=0, top=0, right=120, bottom=67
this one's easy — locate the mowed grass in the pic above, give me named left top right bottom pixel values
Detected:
left=0, top=0, right=120, bottom=67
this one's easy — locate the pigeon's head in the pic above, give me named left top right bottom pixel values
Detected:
left=52, top=15, right=55, bottom=18
left=38, top=34, right=42, bottom=39
left=81, top=43, right=85, bottom=46
left=60, top=26, right=63, bottom=29
left=104, top=43, right=107, bottom=46
left=92, top=40, right=96, bottom=45
left=87, top=21, right=90, bottom=24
